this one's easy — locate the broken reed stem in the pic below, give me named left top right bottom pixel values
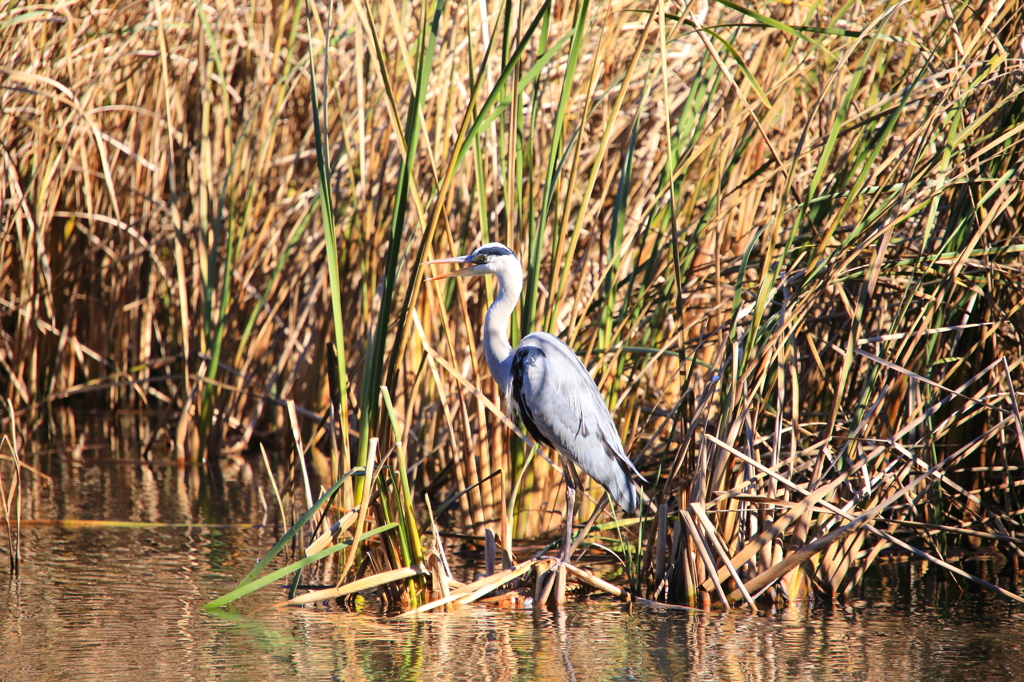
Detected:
left=260, top=443, right=288, bottom=526
left=283, top=564, right=430, bottom=606
left=398, top=559, right=543, bottom=618
left=286, top=399, right=314, bottom=512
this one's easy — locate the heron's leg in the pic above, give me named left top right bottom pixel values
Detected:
left=560, top=456, right=581, bottom=562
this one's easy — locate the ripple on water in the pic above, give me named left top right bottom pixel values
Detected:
left=3, top=458, right=1024, bottom=682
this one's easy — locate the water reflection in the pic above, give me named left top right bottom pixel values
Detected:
left=3, top=413, right=1024, bottom=681
left=15, top=410, right=269, bottom=527
left=236, top=594, right=1024, bottom=681
left=4, top=519, right=1024, bottom=682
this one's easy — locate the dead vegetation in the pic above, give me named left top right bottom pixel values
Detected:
left=2, top=0, right=1024, bottom=610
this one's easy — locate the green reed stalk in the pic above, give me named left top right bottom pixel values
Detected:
left=306, top=2, right=351, bottom=491
left=356, top=0, right=446, bottom=499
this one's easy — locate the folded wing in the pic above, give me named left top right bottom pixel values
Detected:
left=510, top=332, right=642, bottom=513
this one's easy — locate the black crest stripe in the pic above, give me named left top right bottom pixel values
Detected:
left=476, top=245, right=516, bottom=258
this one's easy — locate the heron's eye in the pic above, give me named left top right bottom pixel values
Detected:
left=471, top=254, right=488, bottom=264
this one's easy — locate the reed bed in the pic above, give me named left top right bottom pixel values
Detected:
left=2, top=0, right=1024, bottom=609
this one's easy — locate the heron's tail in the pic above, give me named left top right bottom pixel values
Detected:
left=583, top=447, right=640, bottom=514
left=606, top=467, right=640, bottom=514
left=578, top=434, right=642, bottom=514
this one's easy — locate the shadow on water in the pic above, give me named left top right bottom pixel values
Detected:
left=2, top=411, right=1024, bottom=681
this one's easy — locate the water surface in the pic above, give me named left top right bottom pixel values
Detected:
left=2, top=416, right=1023, bottom=680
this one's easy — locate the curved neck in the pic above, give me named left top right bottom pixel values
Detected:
left=483, top=266, right=522, bottom=397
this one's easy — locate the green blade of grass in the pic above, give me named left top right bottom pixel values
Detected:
left=235, top=466, right=364, bottom=590
left=204, top=522, right=396, bottom=608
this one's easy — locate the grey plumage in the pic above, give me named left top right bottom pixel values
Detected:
left=510, top=333, right=641, bottom=513
left=424, top=242, right=644, bottom=558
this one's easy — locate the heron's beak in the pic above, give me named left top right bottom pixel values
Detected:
left=423, top=255, right=475, bottom=281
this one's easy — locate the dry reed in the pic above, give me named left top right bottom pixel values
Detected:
left=2, top=0, right=1024, bottom=608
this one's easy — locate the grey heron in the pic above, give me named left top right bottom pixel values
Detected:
left=424, top=242, right=645, bottom=561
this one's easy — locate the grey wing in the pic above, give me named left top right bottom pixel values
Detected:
left=510, top=332, right=642, bottom=513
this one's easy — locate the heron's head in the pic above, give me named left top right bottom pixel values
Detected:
left=423, top=242, right=522, bottom=281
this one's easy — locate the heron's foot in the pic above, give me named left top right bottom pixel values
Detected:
left=545, top=552, right=572, bottom=568
left=536, top=555, right=572, bottom=608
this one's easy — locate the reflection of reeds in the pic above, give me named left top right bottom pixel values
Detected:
left=3, top=0, right=1024, bottom=607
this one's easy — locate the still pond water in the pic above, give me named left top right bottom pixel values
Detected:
left=2, top=417, right=1024, bottom=681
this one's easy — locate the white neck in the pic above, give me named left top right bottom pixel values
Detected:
left=483, top=262, right=522, bottom=398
